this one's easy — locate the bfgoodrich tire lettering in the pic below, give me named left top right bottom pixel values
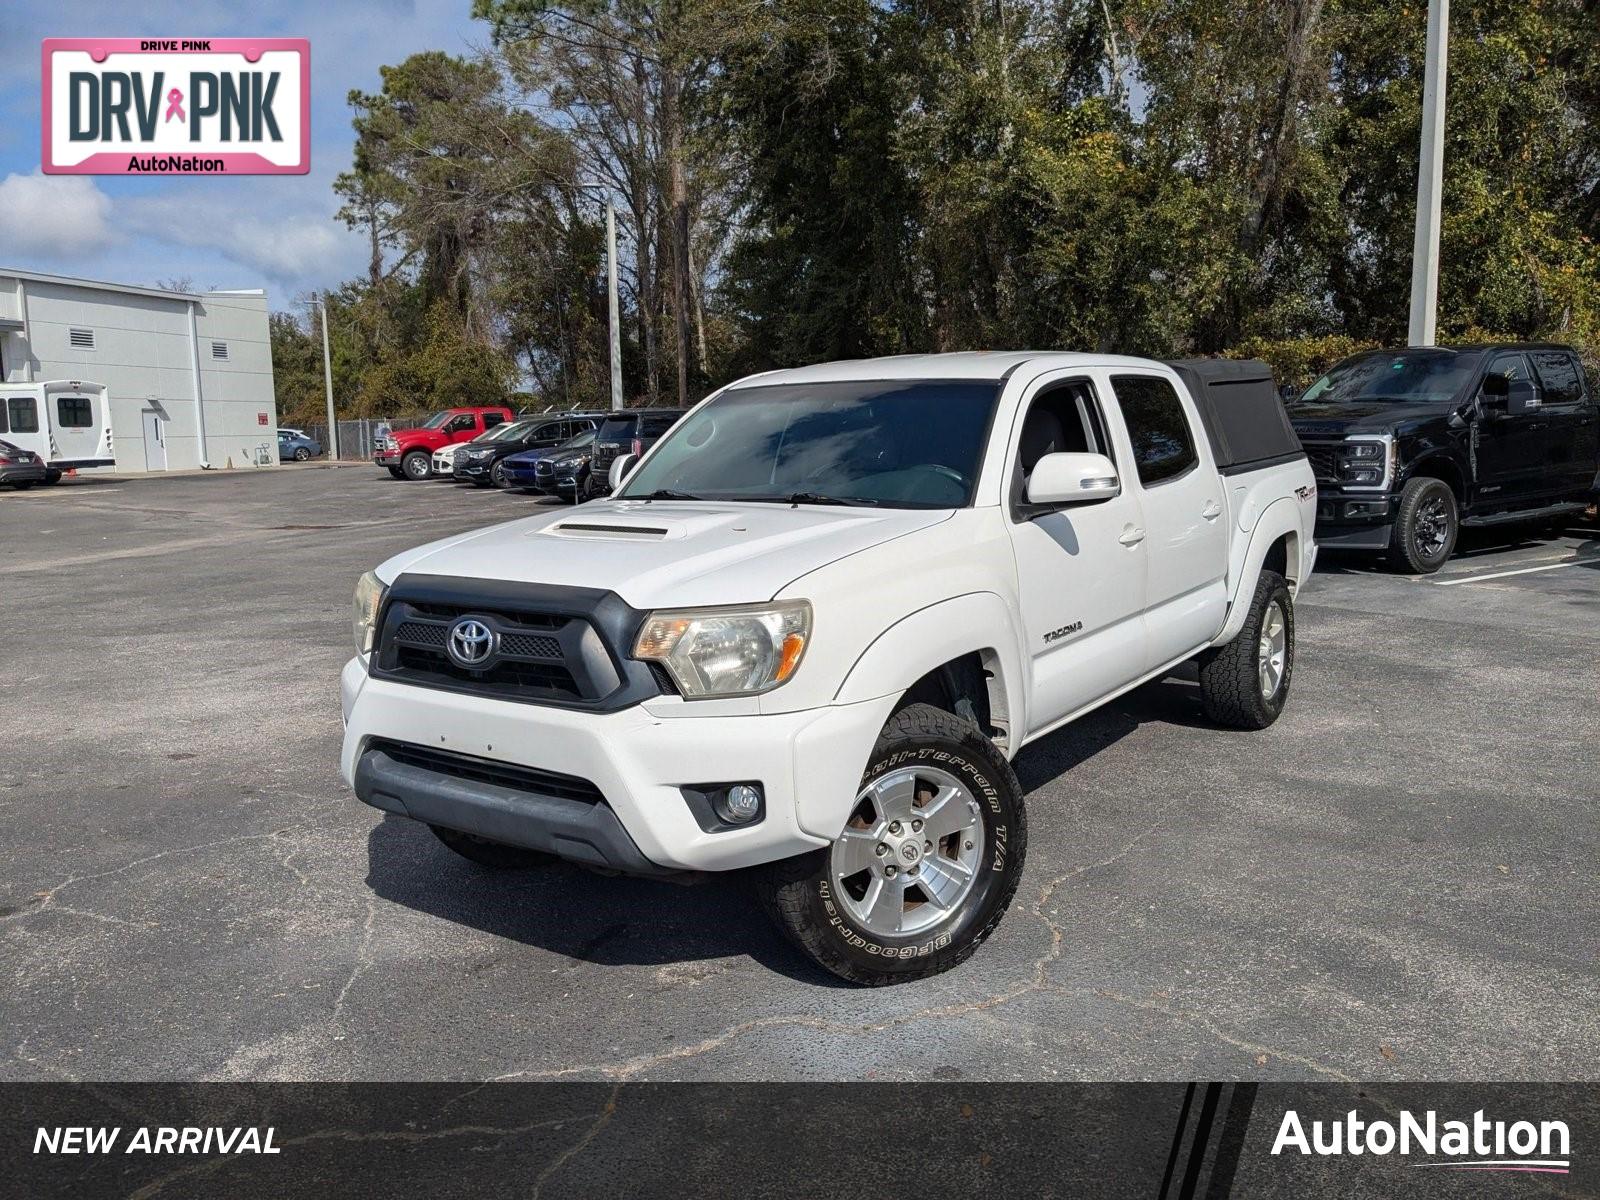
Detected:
left=756, top=703, right=1027, bottom=985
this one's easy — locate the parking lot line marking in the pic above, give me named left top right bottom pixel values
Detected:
left=1432, top=557, right=1599, bottom=586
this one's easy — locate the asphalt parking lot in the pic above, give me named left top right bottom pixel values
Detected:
left=2, top=466, right=1597, bottom=1083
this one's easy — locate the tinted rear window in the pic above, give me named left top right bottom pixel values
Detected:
left=597, top=416, right=637, bottom=442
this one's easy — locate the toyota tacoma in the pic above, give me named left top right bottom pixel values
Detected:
left=341, top=353, right=1316, bottom=984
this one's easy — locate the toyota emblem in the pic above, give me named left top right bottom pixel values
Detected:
left=447, top=618, right=496, bottom=668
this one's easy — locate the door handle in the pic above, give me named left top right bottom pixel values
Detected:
left=1201, top=500, right=1223, bottom=520
left=1118, top=525, right=1146, bottom=546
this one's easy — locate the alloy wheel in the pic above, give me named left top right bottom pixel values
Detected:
left=1258, top=599, right=1287, bottom=701
left=829, top=766, right=984, bottom=938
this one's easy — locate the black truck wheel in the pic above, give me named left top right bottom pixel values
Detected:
left=757, top=703, right=1026, bottom=986
left=430, top=825, right=554, bottom=869
left=1385, top=476, right=1457, bottom=574
left=401, top=451, right=432, bottom=481
left=1197, top=569, right=1294, bottom=730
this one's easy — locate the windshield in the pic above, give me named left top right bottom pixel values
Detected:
left=420, top=411, right=453, bottom=430
left=617, top=380, right=1002, bottom=508
left=556, top=428, right=596, bottom=452
left=1298, top=351, right=1482, bottom=406
left=478, top=419, right=534, bottom=443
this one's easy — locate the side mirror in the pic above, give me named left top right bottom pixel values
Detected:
left=1506, top=378, right=1538, bottom=416
left=608, top=452, right=638, bottom=491
left=1026, top=452, right=1120, bottom=507
left=1278, top=383, right=1298, bottom=404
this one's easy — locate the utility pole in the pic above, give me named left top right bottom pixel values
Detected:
left=318, top=294, right=339, bottom=459
left=1408, top=0, right=1449, bottom=347
left=604, top=195, right=623, bottom=411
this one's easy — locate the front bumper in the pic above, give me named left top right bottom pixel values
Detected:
left=340, top=657, right=895, bottom=873
left=373, top=449, right=400, bottom=466
left=0, top=461, right=47, bottom=484
left=1314, top=492, right=1398, bottom=551
left=453, top=460, right=493, bottom=481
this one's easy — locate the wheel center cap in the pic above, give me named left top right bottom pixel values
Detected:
left=896, top=839, right=922, bottom=866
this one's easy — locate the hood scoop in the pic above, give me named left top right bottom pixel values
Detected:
left=547, top=520, right=671, bottom=541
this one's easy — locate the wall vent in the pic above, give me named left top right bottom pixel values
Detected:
left=211, top=341, right=229, bottom=359
left=68, top=328, right=95, bottom=349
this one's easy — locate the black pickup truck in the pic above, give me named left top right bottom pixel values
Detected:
left=1288, top=344, right=1599, bottom=573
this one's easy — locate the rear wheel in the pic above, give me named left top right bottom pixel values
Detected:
left=1385, top=476, right=1457, bottom=574
left=757, top=703, right=1026, bottom=985
left=1197, top=569, right=1294, bottom=730
left=12, top=481, right=35, bottom=490
left=293, top=447, right=311, bottom=461
left=401, top=451, right=431, bottom=481
left=430, top=825, right=554, bottom=869
left=42, top=470, right=62, bottom=485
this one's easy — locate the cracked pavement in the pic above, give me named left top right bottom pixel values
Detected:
left=2, top=467, right=1597, bottom=1082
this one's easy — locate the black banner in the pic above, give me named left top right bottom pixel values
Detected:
left=2, top=1083, right=1594, bottom=1197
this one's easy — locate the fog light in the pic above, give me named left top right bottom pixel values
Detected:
left=717, top=784, right=763, bottom=824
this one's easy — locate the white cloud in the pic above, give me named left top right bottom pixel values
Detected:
left=0, top=172, right=116, bottom=257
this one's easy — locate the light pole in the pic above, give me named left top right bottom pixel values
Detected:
left=1408, top=0, right=1449, bottom=347
left=560, top=183, right=625, bottom=411
left=317, top=293, right=339, bottom=459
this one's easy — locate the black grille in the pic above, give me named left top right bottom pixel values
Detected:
left=376, top=604, right=606, bottom=704
left=396, top=620, right=447, bottom=648
left=1302, top=444, right=1339, bottom=484
left=368, top=738, right=604, bottom=805
left=501, top=631, right=562, bottom=658
left=369, top=575, right=665, bottom=713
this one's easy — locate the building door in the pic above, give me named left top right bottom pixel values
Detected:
left=142, top=410, right=166, bottom=472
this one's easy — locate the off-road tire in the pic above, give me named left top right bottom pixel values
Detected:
left=401, top=451, right=432, bottom=481
left=430, top=824, right=554, bottom=869
left=756, top=703, right=1026, bottom=986
left=1197, top=569, right=1293, bottom=730
left=1385, top=476, right=1457, bottom=574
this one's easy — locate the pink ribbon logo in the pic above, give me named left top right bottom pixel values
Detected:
left=164, top=88, right=185, bottom=123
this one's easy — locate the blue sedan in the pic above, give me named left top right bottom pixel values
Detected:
left=499, top=429, right=595, bottom=495
left=278, top=430, right=323, bottom=461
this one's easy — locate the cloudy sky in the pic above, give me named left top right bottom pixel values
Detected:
left=0, top=1, right=484, bottom=311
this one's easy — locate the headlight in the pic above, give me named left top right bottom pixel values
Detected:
left=1335, top=436, right=1392, bottom=489
left=352, top=571, right=386, bottom=656
left=634, top=601, right=810, bottom=698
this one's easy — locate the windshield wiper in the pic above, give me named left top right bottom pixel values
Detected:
left=737, top=491, right=880, bottom=507
left=638, top=488, right=702, bottom=501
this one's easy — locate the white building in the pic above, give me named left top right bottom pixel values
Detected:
left=0, top=268, right=277, bottom=472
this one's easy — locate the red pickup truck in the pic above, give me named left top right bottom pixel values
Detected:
left=374, top=406, right=515, bottom=480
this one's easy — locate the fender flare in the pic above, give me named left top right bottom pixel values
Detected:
left=1213, top=497, right=1303, bottom=646
left=832, top=591, right=1027, bottom=753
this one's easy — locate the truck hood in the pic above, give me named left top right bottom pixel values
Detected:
left=1289, top=401, right=1453, bottom=436
left=376, top=501, right=954, bottom=609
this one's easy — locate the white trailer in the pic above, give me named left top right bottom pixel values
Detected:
left=0, top=379, right=114, bottom=482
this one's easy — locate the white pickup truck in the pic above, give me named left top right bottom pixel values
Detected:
left=341, top=353, right=1316, bottom=984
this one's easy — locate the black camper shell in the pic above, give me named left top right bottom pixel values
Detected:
left=1165, top=358, right=1305, bottom=475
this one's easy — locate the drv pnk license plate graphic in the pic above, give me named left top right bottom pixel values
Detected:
left=42, top=38, right=309, bottom=175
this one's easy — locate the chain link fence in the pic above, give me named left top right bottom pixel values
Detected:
left=298, top=418, right=421, bottom=461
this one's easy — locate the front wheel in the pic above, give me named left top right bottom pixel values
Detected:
left=490, top=460, right=510, bottom=489
left=1197, top=569, right=1294, bottom=730
left=1385, top=476, right=1457, bottom=574
left=401, top=451, right=431, bottom=481
left=757, top=703, right=1026, bottom=985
